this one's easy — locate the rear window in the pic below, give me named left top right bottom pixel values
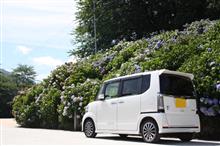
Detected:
left=160, top=74, right=194, bottom=97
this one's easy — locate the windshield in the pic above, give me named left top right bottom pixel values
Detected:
left=160, top=73, right=195, bottom=97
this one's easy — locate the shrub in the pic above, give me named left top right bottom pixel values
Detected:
left=39, top=88, right=61, bottom=128
left=12, top=19, right=220, bottom=139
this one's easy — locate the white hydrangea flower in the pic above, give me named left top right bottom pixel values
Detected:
left=73, top=97, right=77, bottom=103
left=71, top=95, right=75, bottom=100
left=91, top=80, right=98, bottom=84
left=61, top=91, right=65, bottom=96
left=62, top=106, right=68, bottom=116
left=116, top=74, right=120, bottom=77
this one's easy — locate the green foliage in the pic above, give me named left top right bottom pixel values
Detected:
left=0, top=64, right=37, bottom=118
left=71, top=0, right=220, bottom=57
left=0, top=71, right=17, bottom=117
left=12, top=64, right=37, bottom=89
left=39, top=88, right=60, bottom=128
left=13, top=20, right=220, bottom=139
left=58, top=79, right=101, bottom=130
left=12, top=85, right=43, bottom=127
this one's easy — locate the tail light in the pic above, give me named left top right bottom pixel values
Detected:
left=157, top=94, right=164, bottom=112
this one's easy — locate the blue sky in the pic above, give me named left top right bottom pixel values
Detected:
left=1, top=0, right=77, bottom=81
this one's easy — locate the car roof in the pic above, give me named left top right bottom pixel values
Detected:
left=104, top=69, right=194, bottom=83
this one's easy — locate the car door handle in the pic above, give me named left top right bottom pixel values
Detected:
left=118, top=101, right=124, bottom=104
left=111, top=102, right=117, bottom=105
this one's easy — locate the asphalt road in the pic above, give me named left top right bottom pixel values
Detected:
left=1, top=119, right=220, bottom=145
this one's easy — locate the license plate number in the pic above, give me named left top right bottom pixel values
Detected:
left=175, top=98, right=186, bottom=108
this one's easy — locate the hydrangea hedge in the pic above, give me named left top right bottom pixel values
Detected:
left=13, top=19, right=220, bottom=139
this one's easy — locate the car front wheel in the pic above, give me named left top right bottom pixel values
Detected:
left=84, top=119, right=97, bottom=138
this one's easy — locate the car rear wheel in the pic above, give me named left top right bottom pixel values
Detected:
left=141, top=119, right=160, bottom=143
left=84, top=119, right=97, bottom=138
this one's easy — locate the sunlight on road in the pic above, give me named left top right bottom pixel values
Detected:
left=1, top=119, right=220, bottom=145
left=0, top=119, right=3, bottom=146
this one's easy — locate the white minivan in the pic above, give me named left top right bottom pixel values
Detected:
left=82, top=69, right=200, bottom=143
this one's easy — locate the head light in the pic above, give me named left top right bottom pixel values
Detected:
left=85, top=106, right=89, bottom=113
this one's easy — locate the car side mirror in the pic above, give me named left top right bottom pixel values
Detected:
left=97, top=94, right=105, bottom=100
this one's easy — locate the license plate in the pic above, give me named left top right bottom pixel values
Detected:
left=175, top=98, right=186, bottom=108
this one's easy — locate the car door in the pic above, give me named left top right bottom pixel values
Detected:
left=96, top=81, right=120, bottom=130
left=117, top=77, right=142, bottom=131
left=160, top=74, right=198, bottom=127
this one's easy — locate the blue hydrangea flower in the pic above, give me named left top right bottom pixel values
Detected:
left=208, top=98, right=213, bottom=105
left=134, top=64, right=141, bottom=73
left=207, top=107, right=216, bottom=116
left=204, top=98, right=208, bottom=105
left=200, top=97, right=205, bottom=103
left=216, top=83, right=220, bottom=91
left=100, top=68, right=106, bottom=74
left=200, top=107, right=207, bottom=114
left=154, top=40, right=163, bottom=50
left=207, top=48, right=212, bottom=52
left=213, top=98, right=219, bottom=105
left=111, top=39, right=116, bottom=45
left=92, top=61, right=101, bottom=67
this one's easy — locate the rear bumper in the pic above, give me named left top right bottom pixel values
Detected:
left=160, top=126, right=200, bottom=134
left=156, top=113, right=200, bottom=134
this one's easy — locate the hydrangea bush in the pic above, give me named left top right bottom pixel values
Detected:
left=13, top=19, right=220, bottom=139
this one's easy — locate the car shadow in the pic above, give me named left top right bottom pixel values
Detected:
left=96, top=135, right=220, bottom=145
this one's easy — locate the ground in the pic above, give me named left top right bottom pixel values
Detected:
left=1, top=119, right=220, bottom=145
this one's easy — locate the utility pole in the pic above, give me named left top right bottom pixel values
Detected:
left=74, top=110, right=77, bottom=130
left=93, top=0, right=97, bottom=54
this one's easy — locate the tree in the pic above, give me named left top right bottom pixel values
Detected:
left=0, top=71, right=17, bottom=117
left=0, top=65, right=36, bottom=118
left=12, top=64, right=37, bottom=89
left=70, top=0, right=220, bottom=58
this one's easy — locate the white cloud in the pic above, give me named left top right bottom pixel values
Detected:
left=16, top=45, right=32, bottom=55
left=36, top=73, right=49, bottom=82
left=33, top=56, right=63, bottom=67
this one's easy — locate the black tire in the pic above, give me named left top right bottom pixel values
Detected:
left=179, top=133, right=193, bottom=142
left=141, top=119, right=160, bottom=143
left=119, top=134, right=128, bottom=139
left=84, top=119, right=97, bottom=138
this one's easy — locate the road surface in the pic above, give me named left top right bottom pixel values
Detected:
left=1, top=119, right=220, bottom=145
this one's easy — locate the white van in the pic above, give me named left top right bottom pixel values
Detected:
left=82, top=69, right=200, bottom=143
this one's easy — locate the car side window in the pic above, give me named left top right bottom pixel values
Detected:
left=105, top=82, right=120, bottom=99
left=122, top=77, right=142, bottom=96
left=141, top=74, right=151, bottom=93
